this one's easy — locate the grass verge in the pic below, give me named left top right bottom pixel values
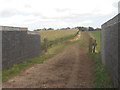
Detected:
left=87, top=31, right=114, bottom=88
left=90, top=53, right=114, bottom=88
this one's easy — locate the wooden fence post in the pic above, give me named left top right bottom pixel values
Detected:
left=89, top=38, right=93, bottom=53
left=44, top=38, right=47, bottom=52
left=93, top=40, right=97, bottom=53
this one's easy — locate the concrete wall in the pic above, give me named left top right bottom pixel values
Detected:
left=101, top=14, right=119, bottom=88
left=0, top=28, right=2, bottom=89
left=1, top=26, right=41, bottom=69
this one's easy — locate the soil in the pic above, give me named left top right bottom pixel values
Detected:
left=2, top=32, right=94, bottom=88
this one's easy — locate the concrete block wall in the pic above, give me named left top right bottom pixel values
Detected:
left=101, top=14, right=119, bottom=88
left=1, top=26, right=41, bottom=69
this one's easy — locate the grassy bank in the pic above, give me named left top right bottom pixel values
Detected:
left=87, top=31, right=114, bottom=88
left=2, top=31, right=80, bottom=82
left=90, top=53, right=114, bottom=88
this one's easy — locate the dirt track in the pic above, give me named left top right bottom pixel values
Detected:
left=3, top=32, right=94, bottom=88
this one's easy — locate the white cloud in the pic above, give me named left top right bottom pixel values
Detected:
left=0, top=0, right=119, bottom=30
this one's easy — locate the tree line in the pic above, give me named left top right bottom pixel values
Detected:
left=34, top=26, right=101, bottom=31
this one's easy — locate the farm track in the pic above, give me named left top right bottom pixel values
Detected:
left=3, top=32, right=94, bottom=88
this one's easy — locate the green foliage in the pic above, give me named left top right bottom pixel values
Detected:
left=88, top=27, right=95, bottom=31
left=77, top=26, right=88, bottom=31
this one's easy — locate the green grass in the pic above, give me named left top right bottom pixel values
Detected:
left=91, top=53, right=114, bottom=88
left=2, top=32, right=81, bottom=82
left=87, top=31, right=114, bottom=88
left=87, top=31, right=100, bottom=52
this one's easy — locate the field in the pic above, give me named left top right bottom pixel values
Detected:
left=87, top=31, right=100, bottom=52
left=36, top=29, right=79, bottom=49
left=37, top=29, right=79, bottom=42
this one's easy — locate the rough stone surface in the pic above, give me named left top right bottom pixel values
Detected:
left=1, top=26, right=41, bottom=69
left=101, top=14, right=119, bottom=88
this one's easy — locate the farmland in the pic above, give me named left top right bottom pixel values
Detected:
left=37, top=29, right=79, bottom=42
left=36, top=29, right=79, bottom=49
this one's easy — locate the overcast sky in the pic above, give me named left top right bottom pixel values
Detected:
left=0, top=0, right=119, bottom=30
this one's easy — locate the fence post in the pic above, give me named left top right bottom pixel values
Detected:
left=44, top=38, right=47, bottom=52
left=93, top=40, right=96, bottom=53
left=89, top=38, right=93, bottom=53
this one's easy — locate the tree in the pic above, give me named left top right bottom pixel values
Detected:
left=42, top=28, right=47, bottom=30
left=95, top=28, right=101, bottom=31
left=88, top=27, right=94, bottom=31
left=66, top=27, right=70, bottom=29
left=77, top=26, right=87, bottom=31
left=48, top=28, right=54, bottom=30
left=34, top=29, right=41, bottom=31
